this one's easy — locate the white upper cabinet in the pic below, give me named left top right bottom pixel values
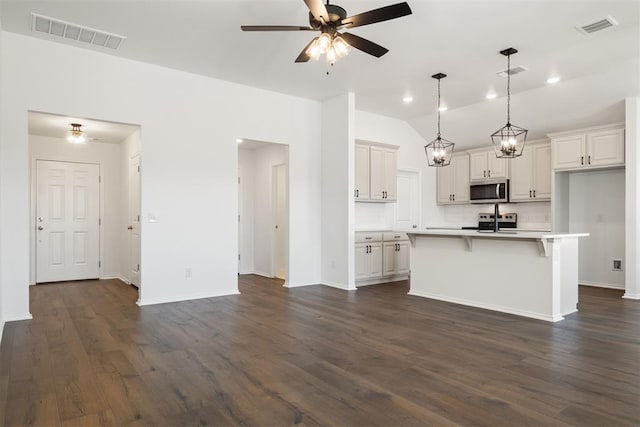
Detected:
left=509, top=142, right=551, bottom=202
left=370, top=146, right=397, bottom=201
left=551, top=125, right=624, bottom=171
left=356, top=142, right=398, bottom=202
left=469, top=148, right=508, bottom=180
left=437, top=153, right=469, bottom=204
left=355, top=144, right=370, bottom=200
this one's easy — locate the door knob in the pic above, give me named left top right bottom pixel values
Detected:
left=38, top=226, right=44, bottom=231
left=38, top=217, right=44, bottom=222
left=127, top=225, right=133, bottom=230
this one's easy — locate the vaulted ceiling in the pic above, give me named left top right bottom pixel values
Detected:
left=2, top=0, right=639, bottom=148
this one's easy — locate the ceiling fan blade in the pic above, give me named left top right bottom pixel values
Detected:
left=241, top=25, right=315, bottom=31
left=340, top=2, right=412, bottom=29
left=340, top=32, right=389, bottom=58
left=295, top=37, right=319, bottom=63
left=304, top=0, right=330, bottom=23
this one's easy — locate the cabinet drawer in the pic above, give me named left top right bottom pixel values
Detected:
left=355, top=232, right=383, bottom=243
left=383, top=232, right=408, bottom=241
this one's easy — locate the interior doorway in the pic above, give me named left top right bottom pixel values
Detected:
left=28, top=111, right=141, bottom=293
left=237, top=139, right=289, bottom=284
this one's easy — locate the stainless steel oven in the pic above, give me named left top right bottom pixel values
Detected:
left=469, top=179, right=509, bottom=204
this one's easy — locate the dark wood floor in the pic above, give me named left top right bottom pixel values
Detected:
left=0, top=277, right=638, bottom=426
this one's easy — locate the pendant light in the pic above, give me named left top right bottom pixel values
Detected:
left=424, top=73, right=454, bottom=167
left=66, top=123, right=87, bottom=144
left=491, top=48, right=527, bottom=158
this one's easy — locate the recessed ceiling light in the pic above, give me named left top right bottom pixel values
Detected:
left=402, top=96, right=414, bottom=104
left=438, top=106, right=448, bottom=112
left=486, top=93, right=497, bottom=100
left=236, top=138, right=244, bottom=143
left=546, top=76, right=561, bottom=84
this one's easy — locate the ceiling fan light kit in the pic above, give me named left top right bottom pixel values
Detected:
left=491, top=47, right=528, bottom=158
left=241, top=0, right=412, bottom=64
left=425, top=73, right=455, bottom=167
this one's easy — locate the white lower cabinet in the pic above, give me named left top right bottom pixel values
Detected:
left=356, top=232, right=409, bottom=285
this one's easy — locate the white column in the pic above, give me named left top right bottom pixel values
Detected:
left=624, top=97, right=640, bottom=299
left=320, top=93, right=356, bottom=290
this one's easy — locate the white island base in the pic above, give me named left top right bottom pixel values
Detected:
left=406, top=230, right=589, bottom=322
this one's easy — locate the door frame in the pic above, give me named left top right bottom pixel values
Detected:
left=271, top=162, right=288, bottom=282
left=127, top=154, right=142, bottom=290
left=30, top=158, right=103, bottom=284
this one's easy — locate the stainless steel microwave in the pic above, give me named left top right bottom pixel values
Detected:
left=469, top=179, right=509, bottom=204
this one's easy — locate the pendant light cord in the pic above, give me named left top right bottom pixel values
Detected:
left=507, top=53, right=511, bottom=124
left=437, top=78, right=441, bottom=138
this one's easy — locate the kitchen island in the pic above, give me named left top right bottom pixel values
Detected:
left=406, top=230, right=589, bottom=322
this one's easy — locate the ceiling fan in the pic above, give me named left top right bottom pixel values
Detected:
left=240, top=0, right=412, bottom=63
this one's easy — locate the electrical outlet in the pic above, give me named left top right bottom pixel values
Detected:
left=613, top=259, right=622, bottom=271
left=185, top=267, right=192, bottom=278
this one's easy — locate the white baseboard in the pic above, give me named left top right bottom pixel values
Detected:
left=356, top=274, right=409, bottom=287
left=408, top=290, right=565, bottom=322
left=580, top=281, right=625, bottom=290
left=321, top=281, right=357, bottom=291
left=283, top=282, right=317, bottom=288
left=137, top=289, right=240, bottom=306
left=622, top=292, right=640, bottom=300
left=4, top=313, right=33, bottom=322
left=100, top=275, right=120, bottom=280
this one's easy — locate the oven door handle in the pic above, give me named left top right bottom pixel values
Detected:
left=496, top=184, right=500, bottom=199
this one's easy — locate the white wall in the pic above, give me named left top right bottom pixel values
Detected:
left=238, top=148, right=255, bottom=274
left=569, top=169, right=625, bottom=289
left=119, top=129, right=141, bottom=283
left=625, top=97, right=640, bottom=299
left=29, top=135, right=125, bottom=283
left=321, top=94, right=355, bottom=290
left=1, top=32, right=322, bottom=317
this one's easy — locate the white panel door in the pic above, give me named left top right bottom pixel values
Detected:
left=355, top=144, right=370, bottom=200
left=273, top=164, right=287, bottom=280
left=394, top=170, right=420, bottom=230
left=36, top=160, right=99, bottom=283
left=129, top=156, right=141, bottom=288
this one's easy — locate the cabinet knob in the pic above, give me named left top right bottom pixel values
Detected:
left=529, top=190, right=532, bottom=198
left=533, top=190, right=536, bottom=198
left=581, top=156, right=584, bottom=165
left=588, top=155, right=591, bottom=165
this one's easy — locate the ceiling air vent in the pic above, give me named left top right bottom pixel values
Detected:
left=576, top=16, right=618, bottom=35
left=31, top=13, right=126, bottom=50
left=497, top=66, right=527, bottom=78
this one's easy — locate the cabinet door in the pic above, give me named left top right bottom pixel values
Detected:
left=383, top=149, right=397, bottom=201
left=469, top=151, right=488, bottom=180
left=509, top=147, right=533, bottom=201
left=532, top=144, right=551, bottom=200
left=436, top=164, right=453, bottom=204
left=451, top=154, right=470, bottom=203
left=395, top=242, right=410, bottom=275
left=553, top=135, right=585, bottom=170
left=368, top=243, right=383, bottom=278
left=354, top=244, right=369, bottom=280
left=587, top=129, right=624, bottom=167
left=382, top=242, right=397, bottom=276
left=487, top=153, right=508, bottom=179
left=369, top=147, right=385, bottom=200
left=355, top=144, right=370, bottom=200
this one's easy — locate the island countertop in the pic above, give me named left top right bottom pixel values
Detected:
left=407, top=229, right=589, bottom=240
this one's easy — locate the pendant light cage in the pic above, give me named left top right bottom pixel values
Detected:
left=425, top=73, right=455, bottom=167
left=491, top=47, right=527, bottom=158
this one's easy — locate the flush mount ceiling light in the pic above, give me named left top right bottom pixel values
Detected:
left=491, top=48, right=528, bottom=159
left=486, top=92, right=497, bottom=100
left=402, top=95, right=414, bottom=104
left=66, top=123, right=87, bottom=144
left=425, top=73, right=455, bottom=167
left=546, top=76, right=561, bottom=84
left=240, top=0, right=412, bottom=65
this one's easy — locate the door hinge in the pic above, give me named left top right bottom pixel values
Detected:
left=137, top=165, right=140, bottom=173
left=99, top=261, right=101, bottom=267
left=238, top=254, right=241, bottom=260
left=238, top=177, right=240, bottom=184
left=99, top=218, right=102, bottom=226
left=137, top=215, right=140, bottom=222
left=137, top=264, right=140, bottom=272
left=238, top=214, right=240, bottom=222
left=98, top=176, right=102, bottom=183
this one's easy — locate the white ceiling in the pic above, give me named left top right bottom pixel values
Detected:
left=3, top=1, right=640, bottom=148
left=28, top=111, right=140, bottom=144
